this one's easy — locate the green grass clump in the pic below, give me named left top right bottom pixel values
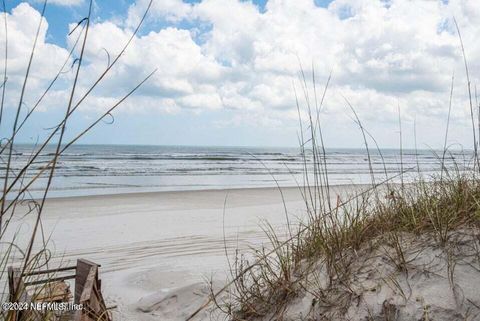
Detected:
left=215, top=173, right=480, bottom=320
left=208, top=55, right=480, bottom=319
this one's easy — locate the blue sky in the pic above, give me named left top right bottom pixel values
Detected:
left=7, top=0, right=333, bottom=47
left=8, top=0, right=130, bottom=46
left=0, top=0, right=479, bottom=148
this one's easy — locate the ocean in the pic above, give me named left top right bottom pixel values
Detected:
left=2, top=144, right=474, bottom=198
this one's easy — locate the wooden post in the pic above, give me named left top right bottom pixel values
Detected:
left=74, top=259, right=98, bottom=305
left=74, top=259, right=111, bottom=321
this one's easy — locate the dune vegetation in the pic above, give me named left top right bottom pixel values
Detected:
left=202, top=41, right=480, bottom=321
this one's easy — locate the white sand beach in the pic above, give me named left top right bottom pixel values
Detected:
left=5, top=181, right=480, bottom=321
left=5, top=185, right=362, bottom=320
left=2, top=1, right=480, bottom=320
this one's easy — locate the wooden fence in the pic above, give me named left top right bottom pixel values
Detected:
left=7, top=259, right=112, bottom=321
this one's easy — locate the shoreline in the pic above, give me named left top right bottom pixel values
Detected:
left=23, top=182, right=376, bottom=202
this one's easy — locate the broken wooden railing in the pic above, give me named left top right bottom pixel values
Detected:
left=7, top=259, right=112, bottom=321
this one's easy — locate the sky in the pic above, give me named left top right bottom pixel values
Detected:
left=0, top=0, right=479, bottom=148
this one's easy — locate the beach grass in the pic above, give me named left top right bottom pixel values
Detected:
left=1, top=1, right=480, bottom=321
left=206, top=48, right=480, bottom=320
left=0, top=1, right=154, bottom=320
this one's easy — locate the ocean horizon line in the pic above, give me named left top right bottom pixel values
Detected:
left=10, top=142, right=474, bottom=152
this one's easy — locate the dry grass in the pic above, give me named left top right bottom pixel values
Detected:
left=214, top=174, right=480, bottom=320
left=0, top=1, right=154, bottom=320
left=209, top=53, right=480, bottom=319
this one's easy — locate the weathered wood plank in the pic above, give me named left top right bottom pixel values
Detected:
left=8, top=259, right=112, bottom=321
left=22, top=265, right=77, bottom=277
left=25, top=274, right=76, bottom=286
left=74, top=259, right=98, bottom=305
left=79, top=266, right=97, bottom=303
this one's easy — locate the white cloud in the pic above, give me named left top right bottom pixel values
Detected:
left=0, top=3, right=71, bottom=110
left=2, top=0, right=480, bottom=147
left=126, top=0, right=193, bottom=27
